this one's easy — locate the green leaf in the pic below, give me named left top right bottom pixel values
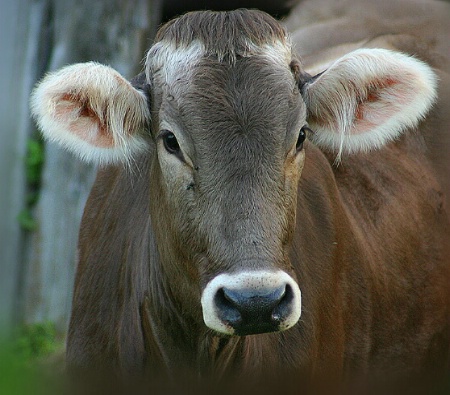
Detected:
left=25, top=138, right=44, bottom=186
left=17, top=209, right=37, bottom=231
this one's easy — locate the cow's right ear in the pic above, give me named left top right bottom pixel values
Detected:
left=30, top=62, right=151, bottom=165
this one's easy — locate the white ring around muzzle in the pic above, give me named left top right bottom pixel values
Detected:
left=201, top=270, right=302, bottom=335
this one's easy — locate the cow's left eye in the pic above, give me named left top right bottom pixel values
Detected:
left=161, top=130, right=180, bottom=154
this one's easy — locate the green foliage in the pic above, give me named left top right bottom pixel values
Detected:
left=25, top=139, right=44, bottom=187
left=18, top=136, right=45, bottom=232
left=17, top=209, right=37, bottom=231
left=0, top=322, right=64, bottom=395
left=12, top=322, right=59, bottom=360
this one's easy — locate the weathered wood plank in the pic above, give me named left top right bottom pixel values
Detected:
left=0, top=0, right=41, bottom=332
left=0, top=0, right=161, bottom=332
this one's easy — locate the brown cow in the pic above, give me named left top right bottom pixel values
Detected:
left=30, top=1, right=450, bottom=394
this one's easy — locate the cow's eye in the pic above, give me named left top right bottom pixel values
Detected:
left=162, top=131, right=180, bottom=154
left=296, top=127, right=307, bottom=152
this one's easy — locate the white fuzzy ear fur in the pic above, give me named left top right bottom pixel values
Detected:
left=303, top=48, right=437, bottom=156
left=30, top=62, right=150, bottom=165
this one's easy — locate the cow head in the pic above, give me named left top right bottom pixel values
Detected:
left=31, top=10, right=436, bottom=336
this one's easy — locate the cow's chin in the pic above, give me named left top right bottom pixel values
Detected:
left=200, top=270, right=302, bottom=336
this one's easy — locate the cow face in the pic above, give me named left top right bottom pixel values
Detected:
left=146, top=35, right=306, bottom=335
left=31, top=10, right=437, bottom=336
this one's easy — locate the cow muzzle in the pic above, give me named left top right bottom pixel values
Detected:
left=201, top=271, right=301, bottom=335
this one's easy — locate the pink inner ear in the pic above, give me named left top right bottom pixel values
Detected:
left=352, top=76, right=408, bottom=135
left=56, top=93, right=115, bottom=148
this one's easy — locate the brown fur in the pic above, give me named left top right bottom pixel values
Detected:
left=67, top=3, right=450, bottom=394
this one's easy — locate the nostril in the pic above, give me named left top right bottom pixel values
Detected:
left=214, top=288, right=242, bottom=326
left=221, top=287, right=241, bottom=305
left=215, top=284, right=291, bottom=332
left=272, top=284, right=293, bottom=323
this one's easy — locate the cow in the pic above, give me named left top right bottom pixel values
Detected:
left=30, top=1, right=450, bottom=394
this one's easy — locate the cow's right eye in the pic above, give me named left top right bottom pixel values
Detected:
left=161, top=131, right=180, bottom=154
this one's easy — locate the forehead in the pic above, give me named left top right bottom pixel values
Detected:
left=146, top=24, right=300, bottom=122
left=148, top=43, right=301, bottom=141
left=145, top=10, right=305, bottom=159
left=145, top=9, right=295, bottom=98
left=146, top=33, right=294, bottom=93
left=189, top=56, right=298, bottom=131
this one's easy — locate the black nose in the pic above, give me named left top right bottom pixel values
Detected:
left=214, top=284, right=294, bottom=335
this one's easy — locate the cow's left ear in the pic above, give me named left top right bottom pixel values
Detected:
left=302, top=48, right=437, bottom=155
